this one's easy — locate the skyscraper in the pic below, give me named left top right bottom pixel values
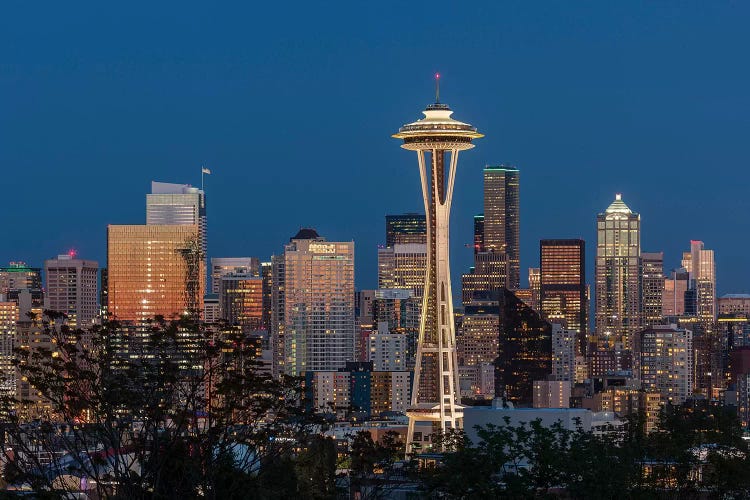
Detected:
left=483, top=165, right=520, bottom=289
left=539, top=239, right=586, bottom=353
left=385, top=213, right=427, bottom=246
left=220, top=274, right=263, bottom=333
left=210, top=257, right=260, bottom=294
left=457, top=298, right=499, bottom=399
left=0, top=263, right=43, bottom=314
left=663, top=269, right=689, bottom=317
left=44, top=254, right=99, bottom=328
left=461, top=251, right=509, bottom=304
left=683, top=240, right=716, bottom=325
left=146, top=181, right=207, bottom=268
left=377, top=243, right=427, bottom=299
left=495, top=288, right=553, bottom=407
left=0, top=262, right=42, bottom=293
left=595, top=194, right=642, bottom=345
left=392, top=86, right=482, bottom=452
left=107, top=224, right=205, bottom=322
left=271, top=228, right=355, bottom=376
left=634, top=324, right=693, bottom=405
left=641, top=252, right=664, bottom=328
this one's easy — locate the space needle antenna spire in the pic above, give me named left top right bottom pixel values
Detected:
left=435, top=73, right=440, bottom=103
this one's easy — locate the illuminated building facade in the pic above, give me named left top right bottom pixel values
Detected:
left=0, top=302, right=18, bottom=397
left=210, top=257, right=260, bottom=294
left=0, top=263, right=43, bottom=313
left=663, top=269, right=689, bottom=317
left=372, top=288, right=420, bottom=370
left=393, top=86, right=482, bottom=451
left=385, top=213, right=427, bottom=246
left=595, top=194, right=642, bottom=345
left=457, top=298, right=499, bottom=399
left=634, top=324, right=693, bottom=405
left=271, top=229, right=355, bottom=376
left=260, top=261, right=273, bottom=330
left=147, top=181, right=207, bottom=257
left=107, top=224, right=205, bottom=322
left=719, top=294, right=750, bottom=316
left=461, top=251, right=509, bottom=304
left=377, top=243, right=427, bottom=299
left=44, top=254, right=99, bottom=328
left=483, top=165, right=520, bottom=289
left=682, top=240, right=716, bottom=326
left=641, top=252, right=664, bottom=328
left=540, top=239, right=586, bottom=353
left=0, top=262, right=42, bottom=293
left=551, top=323, right=576, bottom=382
left=305, top=362, right=411, bottom=419
left=220, top=274, right=263, bottom=333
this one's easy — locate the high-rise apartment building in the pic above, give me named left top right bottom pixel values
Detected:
left=271, top=229, right=355, bottom=376
left=107, top=224, right=205, bottom=322
left=540, top=239, right=587, bottom=354
left=377, top=243, right=427, bottom=299
left=483, top=165, right=520, bottom=289
left=368, top=322, right=407, bottom=371
left=44, top=254, right=99, bottom=328
left=595, top=194, right=642, bottom=345
left=551, top=323, right=576, bottom=382
left=385, top=213, right=427, bottom=247
left=641, top=252, right=664, bottom=328
left=210, top=257, right=260, bottom=294
left=634, top=324, right=693, bottom=405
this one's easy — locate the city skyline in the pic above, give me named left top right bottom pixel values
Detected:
left=3, top=3, right=750, bottom=296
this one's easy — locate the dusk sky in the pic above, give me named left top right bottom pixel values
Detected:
left=2, top=2, right=749, bottom=294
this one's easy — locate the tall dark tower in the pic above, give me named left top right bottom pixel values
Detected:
left=483, top=165, right=520, bottom=289
left=393, top=76, right=482, bottom=453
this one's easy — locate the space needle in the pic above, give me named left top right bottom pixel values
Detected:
left=393, top=75, right=483, bottom=454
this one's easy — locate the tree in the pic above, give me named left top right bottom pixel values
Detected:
left=0, top=311, right=318, bottom=499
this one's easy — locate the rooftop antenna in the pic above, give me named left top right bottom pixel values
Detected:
left=435, top=73, right=440, bottom=103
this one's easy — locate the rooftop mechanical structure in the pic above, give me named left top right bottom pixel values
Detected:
left=393, top=77, right=482, bottom=454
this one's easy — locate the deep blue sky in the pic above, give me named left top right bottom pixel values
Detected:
left=2, top=2, right=749, bottom=294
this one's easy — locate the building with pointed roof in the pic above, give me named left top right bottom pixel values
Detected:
left=594, top=194, right=642, bottom=350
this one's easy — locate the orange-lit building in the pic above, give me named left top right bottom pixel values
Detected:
left=220, top=274, right=263, bottom=333
left=107, top=224, right=205, bottom=322
left=540, top=239, right=586, bottom=353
